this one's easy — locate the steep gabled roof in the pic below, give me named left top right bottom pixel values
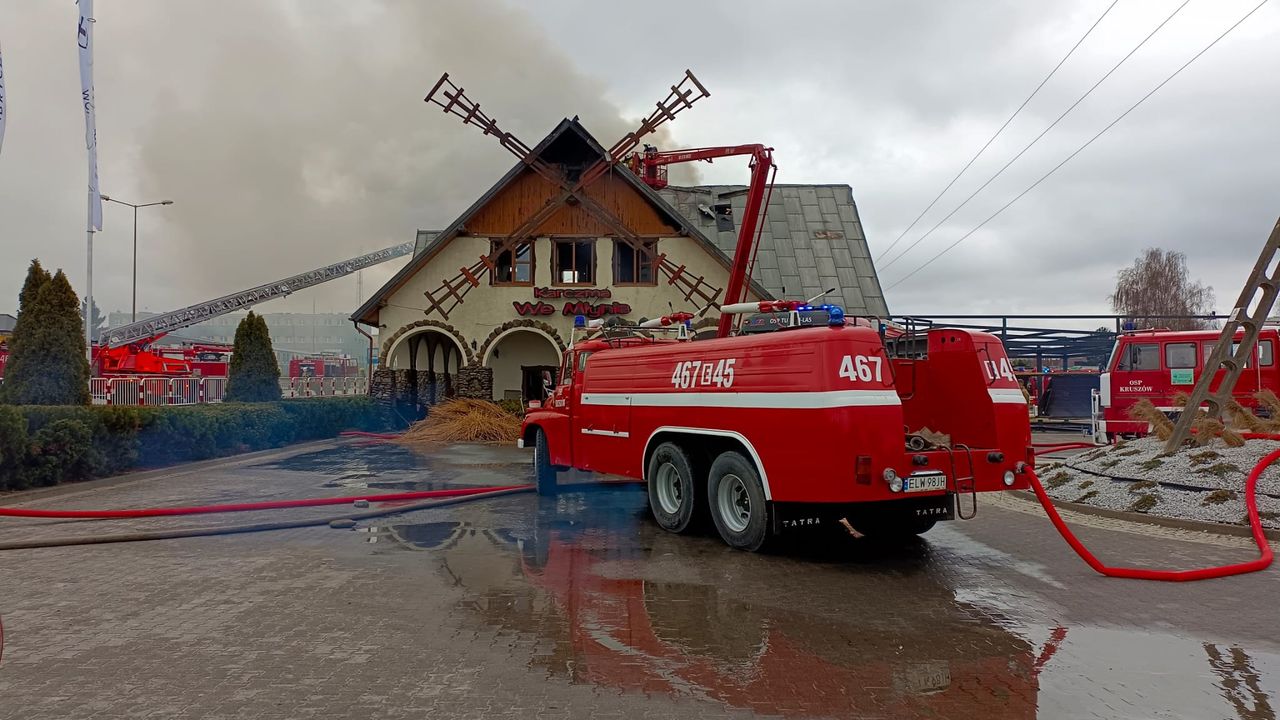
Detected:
left=660, top=184, right=889, bottom=317
left=352, top=118, right=770, bottom=325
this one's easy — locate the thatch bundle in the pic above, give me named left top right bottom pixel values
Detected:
left=398, top=398, right=523, bottom=446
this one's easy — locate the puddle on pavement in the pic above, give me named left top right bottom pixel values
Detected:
left=254, top=442, right=531, bottom=491
left=350, top=484, right=1280, bottom=719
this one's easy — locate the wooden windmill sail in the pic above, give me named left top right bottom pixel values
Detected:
left=417, top=71, right=723, bottom=320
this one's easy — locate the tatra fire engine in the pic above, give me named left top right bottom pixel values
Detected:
left=520, top=305, right=1033, bottom=552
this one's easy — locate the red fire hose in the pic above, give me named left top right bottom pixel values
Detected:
left=0, top=485, right=526, bottom=520
left=1026, top=435, right=1276, bottom=581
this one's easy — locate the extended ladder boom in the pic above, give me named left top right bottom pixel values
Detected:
left=104, top=243, right=414, bottom=348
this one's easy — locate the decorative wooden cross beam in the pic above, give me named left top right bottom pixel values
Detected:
left=417, top=71, right=720, bottom=320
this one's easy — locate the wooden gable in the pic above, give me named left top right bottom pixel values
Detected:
left=463, top=168, right=682, bottom=237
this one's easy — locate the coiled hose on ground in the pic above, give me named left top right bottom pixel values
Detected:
left=1028, top=437, right=1275, bottom=581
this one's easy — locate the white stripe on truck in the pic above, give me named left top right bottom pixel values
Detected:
left=581, top=389, right=902, bottom=409
left=988, top=388, right=1029, bottom=404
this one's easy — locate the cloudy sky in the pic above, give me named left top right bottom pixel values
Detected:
left=0, top=0, right=1276, bottom=328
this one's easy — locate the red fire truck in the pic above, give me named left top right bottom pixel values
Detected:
left=288, top=354, right=359, bottom=379
left=520, top=306, right=1033, bottom=551
left=1096, top=327, right=1280, bottom=439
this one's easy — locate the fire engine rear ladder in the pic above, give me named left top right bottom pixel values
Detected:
left=944, top=444, right=979, bottom=520
left=1163, top=217, right=1280, bottom=452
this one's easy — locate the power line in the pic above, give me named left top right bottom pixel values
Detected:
left=883, top=0, right=1270, bottom=292
left=878, top=0, right=1192, bottom=273
left=874, top=0, right=1120, bottom=263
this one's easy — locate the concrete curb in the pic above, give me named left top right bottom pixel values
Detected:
left=0, top=438, right=349, bottom=506
left=1008, top=489, right=1280, bottom=542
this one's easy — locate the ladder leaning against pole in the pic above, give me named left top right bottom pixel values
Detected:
left=1163, top=217, right=1280, bottom=452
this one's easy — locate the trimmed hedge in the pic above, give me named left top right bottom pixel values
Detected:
left=0, top=396, right=388, bottom=491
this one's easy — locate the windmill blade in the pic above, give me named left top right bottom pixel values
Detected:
left=424, top=73, right=533, bottom=161
left=606, top=70, right=710, bottom=162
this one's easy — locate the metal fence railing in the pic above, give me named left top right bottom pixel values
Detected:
left=2, top=375, right=365, bottom=406
left=84, top=375, right=362, bottom=406
left=279, top=376, right=367, bottom=399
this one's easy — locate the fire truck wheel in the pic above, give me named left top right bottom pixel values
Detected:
left=533, top=429, right=559, bottom=495
left=647, top=443, right=698, bottom=533
left=707, top=452, right=770, bottom=552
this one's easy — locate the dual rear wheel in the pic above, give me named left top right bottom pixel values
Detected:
left=646, top=443, right=770, bottom=552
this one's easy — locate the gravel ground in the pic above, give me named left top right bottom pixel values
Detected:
left=1039, top=436, right=1280, bottom=530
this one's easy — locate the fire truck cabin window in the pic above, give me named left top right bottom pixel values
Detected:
left=1119, top=343, right=1159, bottom=371
left=1165, top=342, right=1197, bottom=369
left=554, top=239, right=594, bottom=285
left=1260, top=340, right=1274, bottom=366
left=578, top=351, right=593, bottom=372
left=1203, top=341, right=1254, bottom=368
left=492, top=240, right=533, bottom=285
left=614, top=239, right=657, bottom=285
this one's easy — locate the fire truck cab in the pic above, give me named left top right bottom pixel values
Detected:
left=1097, top=327, right=1280, bottom=439
left=520, top=310, right=1033, bottom=551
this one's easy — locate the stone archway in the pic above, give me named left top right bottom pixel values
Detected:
left=476, top=319, right=566, bottom=364
left=378, top=321, right=472, bottom=414
left=382, top=319, right=473, bottom=367
left=483, top=327, right=564, bottom=402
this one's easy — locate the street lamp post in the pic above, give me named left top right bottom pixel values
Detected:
left=101, top=195, right=173, bottom=323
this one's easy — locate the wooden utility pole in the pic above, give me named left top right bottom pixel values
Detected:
left=1163, top=217, right=1280, bottom=452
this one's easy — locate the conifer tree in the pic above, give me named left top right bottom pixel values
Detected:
left=225, top=311, right=282, bottom=402
left=2, top=266, right=90, bottom=405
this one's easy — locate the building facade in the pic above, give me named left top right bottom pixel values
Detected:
left=353, top=120, right=888, bottom=407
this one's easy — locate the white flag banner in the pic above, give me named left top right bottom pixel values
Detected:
left=78, top=0, right=102, bottom=231
left=0, top=37, right=7, bottom=157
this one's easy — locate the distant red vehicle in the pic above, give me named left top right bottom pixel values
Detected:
left=1097, top=327, right=1280, bottom=439
left=94, top=337, right=232, bottom=378
left=289, top=354, right=359, bottom=379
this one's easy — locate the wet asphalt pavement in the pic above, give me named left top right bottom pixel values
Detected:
left=0, top=438, right=1276, bottom=719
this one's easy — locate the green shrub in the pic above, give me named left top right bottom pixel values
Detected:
left=495, top=398, right=526, bottom=418
left=225, top=312, right=282, bottom=402
left=0, top=396, right=386, bottom=491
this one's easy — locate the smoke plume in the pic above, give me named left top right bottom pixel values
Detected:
left=119, top=0, right=694, bottom=309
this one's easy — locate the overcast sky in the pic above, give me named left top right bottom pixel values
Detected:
left=0, top=0, right=1276, bottom=328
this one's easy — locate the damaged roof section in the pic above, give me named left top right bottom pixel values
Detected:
left=659, top=184, right=889, bottom=317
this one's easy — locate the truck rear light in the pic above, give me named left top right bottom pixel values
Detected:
left=1003, top=470, right=1016, bottom=486
left=856, top=455, right=872, bottom=485
left=986, top=451, right=1004, bottom=463
left=883, top=468, right=903, bottom=493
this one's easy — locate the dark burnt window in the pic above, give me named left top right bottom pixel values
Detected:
left=613, top=239, right=657, bottom=285
left=491, top=240, right=533, bottom=286
left=553, top=238, right=595, bottom=286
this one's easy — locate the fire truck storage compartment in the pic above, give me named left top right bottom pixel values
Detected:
left=891, top=329, right=1029, bottom=453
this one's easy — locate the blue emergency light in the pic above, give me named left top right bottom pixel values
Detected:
left=828, top=306, right=846, bottom=326
left=574, top=315, right=586, bottom=328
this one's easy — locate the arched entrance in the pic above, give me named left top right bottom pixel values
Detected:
left=384, top=327, right=469, bottom=409
left=483, top=327, right=562, bottom=402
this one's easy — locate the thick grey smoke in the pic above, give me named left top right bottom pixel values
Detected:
left=123, top=0, right=700, bottom=309
left=0, top=1, right=696, bottom=315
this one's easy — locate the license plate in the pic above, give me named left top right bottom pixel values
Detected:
left=894, top=662, right=951, bottom=694
left=902, top=472, right=947, bottom=493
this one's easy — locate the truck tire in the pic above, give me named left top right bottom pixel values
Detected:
left=707, top=452, right=770, bottom=552
left=646, top=442, right=698, bottom=534
left=533, top=428, right=559, bottom=496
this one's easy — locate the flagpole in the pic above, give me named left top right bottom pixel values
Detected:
left=78, top=0, right=101, bottom=365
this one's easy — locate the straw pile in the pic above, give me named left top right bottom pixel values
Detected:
left=398, top=398, right=523, bottom=446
